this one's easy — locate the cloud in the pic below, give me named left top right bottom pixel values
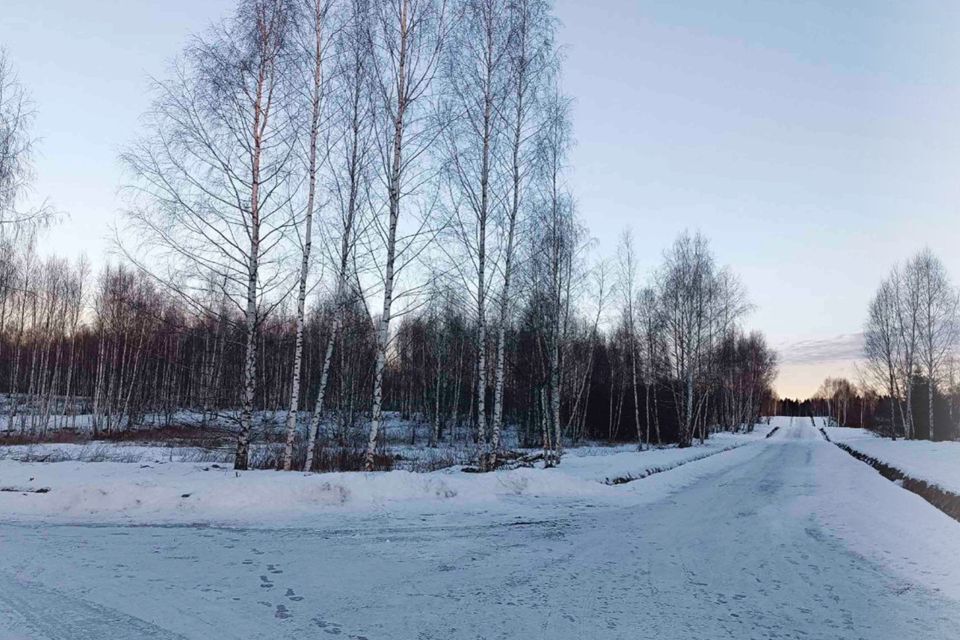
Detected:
left=776, top=332, right=864, bottom=365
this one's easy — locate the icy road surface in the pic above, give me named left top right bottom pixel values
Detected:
left=1, top=420, right=959, bottom=639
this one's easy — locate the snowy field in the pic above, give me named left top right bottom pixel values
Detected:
left=1, top=417, right=959, bottom=639
left=824, top=422, right=960, bottom=495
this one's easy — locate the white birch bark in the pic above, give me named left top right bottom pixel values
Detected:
left=235, top=2, right=289, bottom=471
left=365, top=0, right=447, bottom=470
left=364, top=0, right=408, bottom=471
left=284, top=0, right=328, bottom=471
left=489, top=0, right=547, bottom=464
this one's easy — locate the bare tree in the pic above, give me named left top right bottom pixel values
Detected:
left=304, top=0, right=377, bottom=471
left=657, top=231, right=747, bottom=447
left=528, top=89, right=576, bottom=466
left=892, top=264, right=922, bottom=438
left=487, top=0, right=554, bottom=467
left=364, top=0, right=449, bottom=470
left=912, top=249, right=958, bottom=439
left=715, top=329, right=776, bottom=431
left=283, top=0, right=335, bottom=471
left=565, top=258, right=608, bottom=443
left=864, top=276, right=903, bottom=438
left=441, top=0, right=512, bottom=463
left=0, top=49, right=53, bottom=236
left=123, top=0, right=299, bottom=470
left=637, top=286, right=662, bottom=444
left=658, top=232, right=709, bottom=447
left=862, top=250, right=958, bottom=440
left=815, top=377, right=855, bottom=427
left=617, top=229, right=645, bottom=450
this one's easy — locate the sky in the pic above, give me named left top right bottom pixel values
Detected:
left=3, top=0, right=960, bottom=399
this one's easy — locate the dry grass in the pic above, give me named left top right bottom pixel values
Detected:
left=0, top=430, right=89, bottom=446
left=0, top=424, right=233, bottom=448
left=0, top=443, right=147, bottom=463
left=249, top=438, right=394, bottom=472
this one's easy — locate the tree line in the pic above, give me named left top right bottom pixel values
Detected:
left=0, top=0, right=778, bottom=471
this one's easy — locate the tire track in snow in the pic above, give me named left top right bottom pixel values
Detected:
left=0, top=570, right=188, bottom=640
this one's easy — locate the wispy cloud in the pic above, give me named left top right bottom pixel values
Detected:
left=776, top=333, right=864, bottom=365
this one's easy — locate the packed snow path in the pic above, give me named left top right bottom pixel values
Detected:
left=2, top=420, right=959, bottom=639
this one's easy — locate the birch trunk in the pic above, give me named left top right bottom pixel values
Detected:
left=284, top=3, right=325, bottom=471
left=365, top=3, right=407, bottom=470
left=304, top=317, right=338, bottom=471
left=489, top=89, right=523, bottom=464
left=234, top=48, right=269, bottom=472
left=303, top=15, right=367, bottom=467
left=630, top=336, right=643, bottom=450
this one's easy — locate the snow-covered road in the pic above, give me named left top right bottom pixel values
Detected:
left=1, top=420, right=959, bottom=639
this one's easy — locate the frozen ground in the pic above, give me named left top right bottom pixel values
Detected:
left=1, top=417, right=959, bottom=639
left=824, top=422, right=960, bottom=495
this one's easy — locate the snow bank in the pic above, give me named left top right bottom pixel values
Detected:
left=0, top=431, right=764, bottom=525
left=824, top=427, right=960, bottom=496
left=0, top=460, right=615, bottom=524
left=560, top=435, right=755, bottom=484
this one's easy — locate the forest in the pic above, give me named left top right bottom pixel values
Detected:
left=0, top=0, right=779, bottom=472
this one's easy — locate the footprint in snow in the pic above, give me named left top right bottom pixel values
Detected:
left=313, top=618, right=343, bottom=635
left=285, top=588, right=304, bottom=602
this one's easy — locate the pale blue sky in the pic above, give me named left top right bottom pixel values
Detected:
left=4, top=1, right=960, bottom=397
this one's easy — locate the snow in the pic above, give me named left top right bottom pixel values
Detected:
left=825, top=424, right=960, bottom=495
left=557, top=430, right=766, bottom=484
left=1, top=419, right=959, bottom=639
left=0, top=441, right=228, bottom=464
left=0, top=431, right=766, bottom=525
left=794, top=430, right=960, bottom=605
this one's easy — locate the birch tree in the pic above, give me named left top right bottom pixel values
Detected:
left=863, top=252, right=957, bottom=440
left=893, top=265, right=920, bottom=438
left=864, top=276, right=905, bottom=438
left=0, top=49, right=53, bottom=236
left=487, top=0, right=553, bottom=467
left=658, top=232, right=710, bottom=447
left=123, top=0, right=299, bottom=470
left=283, top=0, right=334, bottom=471
left=637, top=286, right=662, bottom=444
left=617, top=229, right=644, bottom=450
left=304, top=0, right=376, bottom=471
left=442, top=0, right=511, bottom=463
left=912, top=249, right=958, bottom=439
left=657, top=232, right=746, bottom=447
left=529, top=89, right=575, bottom=466
left=565, top=259, right=608, bottom=443
left=364, top=0, right=449, bottom=470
